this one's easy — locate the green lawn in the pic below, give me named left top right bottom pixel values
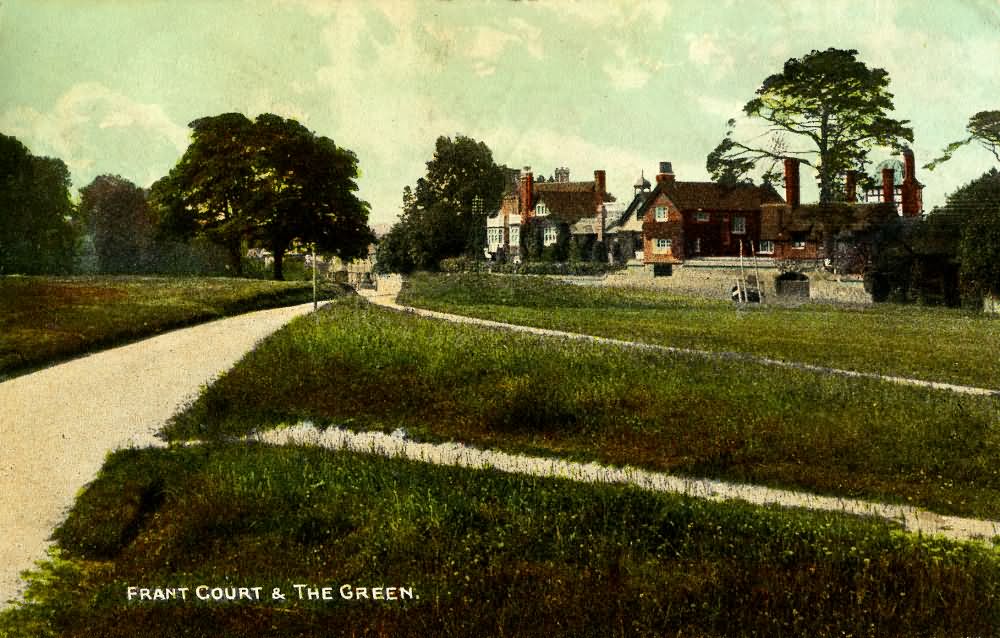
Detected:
left=163, top=297, right=1000, bottom=519
left=3, top=444, right=997, bottom=637
left=397, top=273, right=1000, bottom=390
left=0, top=275, right=348, bottom=380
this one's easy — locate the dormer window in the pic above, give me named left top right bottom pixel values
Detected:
left=535, top=202, right=548, bottom=216
left=655, top=206, right=668, bottom=221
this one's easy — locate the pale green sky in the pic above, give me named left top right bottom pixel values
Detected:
left=2, top=0, right=999, bottom=226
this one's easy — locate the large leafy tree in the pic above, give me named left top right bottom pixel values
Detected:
left=707, top=48, right=913, bottom=204
left=151, top=113, right=373, bottom=279
left=376, top=135, right=506, bottom=272
left=942, top=168, right=1000, bottom=299
left=79, top=175, right=155, bottom=273
left=925, top=111, right=1000, bottom=170
left=0, top=134, right=77, bottom=274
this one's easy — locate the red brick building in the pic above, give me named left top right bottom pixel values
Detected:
left=634, top=162, right=784, bottom=265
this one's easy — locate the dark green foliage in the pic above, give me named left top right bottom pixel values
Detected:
left=78, top=175, right=156, bottom=273
left=150, top=113, right=373, bottom=280
left=707, top=48, right=913, bottom=204
left=0, top=134, right=77, bottom=274
left=376, top=136, right=506, bottom=272
left=4, top=444, right=998, bottom=637
left=869, top=169, right=1000, bottom=304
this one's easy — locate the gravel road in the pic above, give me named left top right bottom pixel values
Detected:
left=0, top=302, right=322, bottom=606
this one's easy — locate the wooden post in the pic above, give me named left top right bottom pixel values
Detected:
left=751, top=240, right=764, bottom=304
left=312, top=243, right=317, bottom=311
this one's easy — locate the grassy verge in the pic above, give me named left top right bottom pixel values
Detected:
left=397, top=273, right=1000, bottom=390
left=0, top=275, right=349, bottom=380
left=162, top=297, right=1000, bottom=519
left=2, top=444, right=997, bottom=637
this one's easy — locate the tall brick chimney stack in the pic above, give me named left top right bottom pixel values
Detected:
left=882, top=167, right=895, bottom=206
left=594, top=169, right=606, bottom=208
left=845, top=170, right=858, bottom=203
left=520, top=166, right=534, bottom=217
left=783, top=158, right=800, bottom=209
left=655, top=161, right=675, bottom=185
left=901, top=148, right=919, bottom=216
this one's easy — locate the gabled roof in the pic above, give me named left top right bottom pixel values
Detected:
left=636, top=181, right=784, bottom=217
left=654, top=181, right=784, bottom=212
left=533, top=180, right=610, bottom=222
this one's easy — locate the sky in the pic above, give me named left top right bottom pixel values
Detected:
left=2, top=0, right=999, bottom=227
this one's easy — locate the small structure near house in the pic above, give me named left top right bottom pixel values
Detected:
left=775, top=271, right=810, bottom=298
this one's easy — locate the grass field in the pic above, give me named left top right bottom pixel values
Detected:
left=2, top=444, right=997, bottom=637
left=397, top=273, right=1000, bottom=390
left=162, top=297, right=1000, bottom=519
left=0, top=275, right=348, bottom=380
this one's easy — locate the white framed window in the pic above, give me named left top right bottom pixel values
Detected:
left=655, top=206, right=668, bottom=221
left=758, top=240, right=774, bottom=254
left=792, top=239, right=807, bottom=250
left=695, top=211, right=710, bottom=222
left=509, top=225, right=520, bottom=246
left=543, top=226, right=558, bottom=246
left=654, top=238, right=672, bottom=253
left=731, top=215, right=746, bottom=234
left=535, top=202, right=548, bottom=216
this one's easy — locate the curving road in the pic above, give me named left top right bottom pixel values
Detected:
left=0, top=302, right=323, bottom=607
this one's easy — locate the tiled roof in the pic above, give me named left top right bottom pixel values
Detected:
left=533, top=181, right=606, bottom=222
left=659, top=181, right=784, bottom=211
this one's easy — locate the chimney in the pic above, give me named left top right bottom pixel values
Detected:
left=901, top=148, right=919, bottom=217
left=845, top=170, right=858, bottom=203
left=655, top=161, right=675, bottom=185
left=520, top=166, right=533, bottom=216
left=882, top=167, right=895, bottom=206
left=555, top=167, right=570, bottom=183
left=783, top=158, right=800, bottom=209
left=594, top=169, right=606, bottom=210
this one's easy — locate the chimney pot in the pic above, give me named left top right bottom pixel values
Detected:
left=783, top=158, right=801, bottom=209
left=845, top=170, right=858, bottom=203
left=882, top=167, right=895, bottom=206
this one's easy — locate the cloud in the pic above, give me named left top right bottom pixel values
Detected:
left=0, top=82, right=188, bottom=181
left=686, top=33, right=735, bottom=77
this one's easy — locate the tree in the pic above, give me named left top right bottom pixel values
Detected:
left=706, top=48, right=913, bottom=204
left=79, top=175, right=155, bottom=273
left=0, top=134, right=77, bottom=274
left=943, top=169, right=1000, bottom=299
left=925, top=111, right=1000, bottom=170
left=376, top=135, right=506, bottom=272
left=151, top=113, right=373, bottom=279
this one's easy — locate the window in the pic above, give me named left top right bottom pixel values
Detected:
left=758, top=240, right=774, bottom=254
left=655, top=206, right=668, bottom=221
left=693, top=237, right=701, bottom=253
left=509, top=225, right=520, bottom=246
left=792, top=239, right=807, bottom=250
left=535, top=202, right=547, bottom=216
left=543, top=226, right=558, bottom=246
left=654, top=238, right=672, bottom=253
left=731, top=215, right=746, bottom=234
left=695, top=211, right=710, bottom=222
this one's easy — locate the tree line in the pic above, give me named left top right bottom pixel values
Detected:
left=0, top=113, right=373, bottom=279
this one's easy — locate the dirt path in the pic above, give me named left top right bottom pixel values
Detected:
left=0, top=302, right=323, bottom=606
left=256, top=424, right=1000, bottom=544
left=364, top=276, right=999, bottom=398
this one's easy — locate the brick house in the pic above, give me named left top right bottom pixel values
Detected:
left=486, top=166, right=613, bottom=261
left=626, top=162, right=785, bottom=267
left=759, top=150, right=923, bottom=268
